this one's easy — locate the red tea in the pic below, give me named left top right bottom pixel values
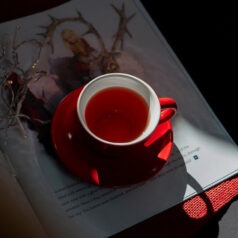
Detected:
left=85, top=87, right=149, bottom=142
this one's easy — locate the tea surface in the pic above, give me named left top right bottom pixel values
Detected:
left=85, top=87, right=149, bottom=142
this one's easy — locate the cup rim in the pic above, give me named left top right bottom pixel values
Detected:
left=77, top=73, right=160, bottom=146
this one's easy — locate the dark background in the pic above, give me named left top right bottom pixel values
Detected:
left=140, top=1, right=238, bottom=145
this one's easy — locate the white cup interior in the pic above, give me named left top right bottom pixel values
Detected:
left=77, top=73, right=160, bottom=146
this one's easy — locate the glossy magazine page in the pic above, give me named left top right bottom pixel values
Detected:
left=0, top=0, right=237, bottom=237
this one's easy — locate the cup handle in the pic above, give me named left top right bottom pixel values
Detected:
left=144, top=97, right=177, bottom=148
left=159, top=97, right=177, bottom=123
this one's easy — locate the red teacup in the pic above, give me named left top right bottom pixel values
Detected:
left=77, top=73, right=177, bottom=155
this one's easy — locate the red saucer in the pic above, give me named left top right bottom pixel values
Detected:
left=51, top=87, right=174, bottom=188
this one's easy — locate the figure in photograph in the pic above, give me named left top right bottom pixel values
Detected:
left=49, top=29, right=101, bottom=95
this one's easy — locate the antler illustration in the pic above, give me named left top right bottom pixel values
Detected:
left=40, top=3, right=135, bottom=73
left=110, top=3, right=135, bottom=52
left=0, top=2, right=135, bottom=137
left=100, top=3, right=136, bottom=73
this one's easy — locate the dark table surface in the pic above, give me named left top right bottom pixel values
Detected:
left=140, top=1, right=238, bottom=145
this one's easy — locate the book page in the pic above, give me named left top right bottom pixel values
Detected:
left=0, top=0, right=237, bottom=237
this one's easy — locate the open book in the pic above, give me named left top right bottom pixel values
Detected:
left=0, top=0, right=237, bottom=237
